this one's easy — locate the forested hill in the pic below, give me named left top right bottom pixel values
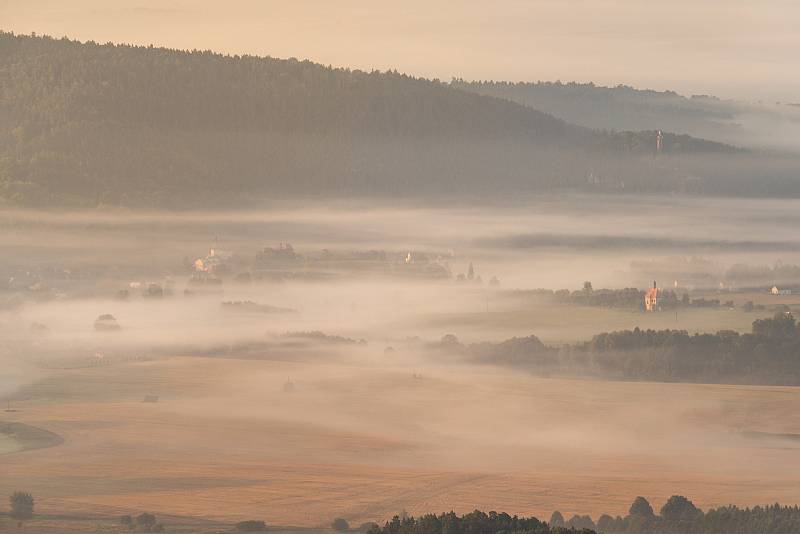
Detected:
left=0, top=32, right=791, bottom=207
left=0, top=34, right=576, bottom=140
left=451, top=79, right=800, bottom=151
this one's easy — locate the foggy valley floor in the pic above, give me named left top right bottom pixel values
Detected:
left=4, top=355, right=800, bottom=527
left=4, top=7, right=800, bottom=533
left=3, top=195, right=800, bottom=530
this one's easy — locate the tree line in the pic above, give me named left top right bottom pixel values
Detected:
left=555, top=495, right=800, bottom=534
left=508, top=286, right=680, bottom=310
left=366, top=496, right=800, bottom=534
left=436, top=312, right=800, bottom=385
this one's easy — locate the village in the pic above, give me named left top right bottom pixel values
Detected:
left=3, top=242, right=800, bottom=317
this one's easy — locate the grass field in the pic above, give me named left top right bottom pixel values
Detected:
left=3, top=353, right=800, bottom=530
left=413, top=296, right=784, bottom=345
left=0, top=421, right=63, bottom=456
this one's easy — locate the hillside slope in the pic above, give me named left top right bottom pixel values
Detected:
left=452, top=79, right=800, bottom=152
left=0, top=32, right=791, bottom=207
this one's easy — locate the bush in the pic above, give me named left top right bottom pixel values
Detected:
left=136, top=512, right=157, bottom=528
left=236, top=520, right=267, bottom=532
left=121, top=514, right=133, bottom=524
left=9, top=492, right=34, bottom=519
left=332, top=518, right=350, bottom=531
left=359, top=522, right=379, bottom=532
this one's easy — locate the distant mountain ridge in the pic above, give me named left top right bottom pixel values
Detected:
left=452, top=79, right=800, bottom=151
left=0, top=32, right=795, bottom=207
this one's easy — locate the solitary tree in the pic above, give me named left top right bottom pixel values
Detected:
left=9, top=492, right=34, bottom=519
left=629, top=496, right=655, bottom=518
left=660, top=495, right=702, bottom=521
left=332, top=518, right=350, bottom=531
left=549, top=511, right=565, bottom=527
left=566, top=514, right=596, bottom=530
left=596, top=514, right=615, bottom=532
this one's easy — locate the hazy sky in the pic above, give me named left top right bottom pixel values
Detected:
left=2, top=0, right=798, bottom=102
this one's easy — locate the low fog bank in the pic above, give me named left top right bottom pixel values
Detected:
left=5, top=194, right=800, bottom=365
left=8, top=323, right=798, bottom=477
left=3, top=195, right=800, bottom=486
left=5, top=194, right=800, bottom=286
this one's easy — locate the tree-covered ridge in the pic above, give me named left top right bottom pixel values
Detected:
left=438, top=312, right=800, bottom=385
left=451, top=79, right=727, bottom=131
left=3, top=32, right=736, bottom=146
left=0, top=31, right=776, bottom=207
left=0, top=33, right=575, bottom=138
left=450, top=79, right=798, bottom=151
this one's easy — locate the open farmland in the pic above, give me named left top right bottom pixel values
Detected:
left=3, top=10, right=800, bottom=533
left=5, top=198, right=800, bottom=531
left=4, top=354, right=800, bottom=527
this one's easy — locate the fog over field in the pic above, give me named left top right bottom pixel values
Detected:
left=6, top=194, right=800, bottom=383
left=3, top=5, right=800, bottom=531
left=3, top=196, right=800, bottom=530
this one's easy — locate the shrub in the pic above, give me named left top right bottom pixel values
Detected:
left=332, top=518, right=350, bottom=531
left=359, top=522, right=379, bottom=532
left=9, top=492, right=34, bottom=519
left=136, top=512, right=157, bottom=528
left=236, top=520, right=267, bottom=532
left=121, top=514, right=133, bottom=525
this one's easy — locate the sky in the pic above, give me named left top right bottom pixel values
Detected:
left=1, top=0, right=798, bottom=103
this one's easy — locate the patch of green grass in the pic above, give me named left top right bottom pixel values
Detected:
left=0, top=422, right=63, bottom=455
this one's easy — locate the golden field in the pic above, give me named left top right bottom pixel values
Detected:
left=4, top=353, right=800, bottom=528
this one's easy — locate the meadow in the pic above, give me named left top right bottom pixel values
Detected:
left=4, top=351, right=800, bottom=529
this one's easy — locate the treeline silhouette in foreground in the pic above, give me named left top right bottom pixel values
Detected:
left=368, top=496, right=800, bottom=534
left=437, top=312, right=800, bottom=385
left=2, top=32, right=797, bottom=207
